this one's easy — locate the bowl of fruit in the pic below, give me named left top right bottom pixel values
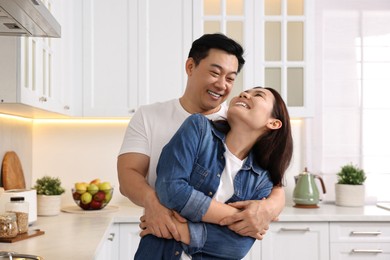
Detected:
left=72, top=179, right=113, bottom=210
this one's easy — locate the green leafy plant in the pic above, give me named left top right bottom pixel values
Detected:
left=33, top=176, right=65, bottom=195
left=337, top=164, right=366, bottom=185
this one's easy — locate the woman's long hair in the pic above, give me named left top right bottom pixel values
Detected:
left=213, top=87, right=293, bottom=186
left=253, top=87, right=293, bottom=186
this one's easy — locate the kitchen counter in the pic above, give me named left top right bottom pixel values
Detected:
left=0, top=204, right=143, bottom=260
left=0, top=203, right=389, bottom=259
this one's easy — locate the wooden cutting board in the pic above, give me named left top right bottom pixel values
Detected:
left=1, top=151, right=26, bottom=190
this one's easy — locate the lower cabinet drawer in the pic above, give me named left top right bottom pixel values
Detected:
left=331, top=243, right=390, bottom=259
left=330, top=222, right=390, bottom=243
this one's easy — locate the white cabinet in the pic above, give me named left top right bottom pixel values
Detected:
left=261, top=222, right=329, bottom=260
left=193, top=0, right=315, bottom=118
left=330, top=222, right=390, bottom=259
left=119, top=223, right=141, bottom=259
left=95, top=223, right=120, bottom=260
left=82, top=0, right=192, bottom=117
left=0, top=0, right=81, bottom=117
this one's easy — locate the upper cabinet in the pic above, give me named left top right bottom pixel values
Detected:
left=0, top=0, right=81, bottom=118
left=1, top=0, right=313, bottom=118
left=82, top=0, right=192, bottom=117
left=193, top=0, right=315, bottom=118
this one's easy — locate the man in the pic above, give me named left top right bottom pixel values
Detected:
left=117, top=33, right=285, bottom=243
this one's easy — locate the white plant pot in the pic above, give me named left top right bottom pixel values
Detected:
left=37, top=195, right=62, bottom=216
left=335, top=184, right=365, bottom=207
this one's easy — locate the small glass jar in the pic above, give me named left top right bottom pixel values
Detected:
left=0, top=212, right=18, bottom=238
left=6, top=196, right=29, bottom=234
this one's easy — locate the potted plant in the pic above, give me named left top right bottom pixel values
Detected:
left=335, top=163, right=367, bottom=207
left=33, top=176, right=65, bottom=216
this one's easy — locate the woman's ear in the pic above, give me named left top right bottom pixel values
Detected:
left=267, top=119, right=282, bottom=130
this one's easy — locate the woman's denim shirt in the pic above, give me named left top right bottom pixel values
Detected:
left=136, top=114, right=273, bottom=260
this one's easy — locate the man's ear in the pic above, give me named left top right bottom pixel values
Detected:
left=267, top=119, right=282, bottom=130
left=185, top=58, right=195, bottom=75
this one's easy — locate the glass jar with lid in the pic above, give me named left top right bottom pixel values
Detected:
left=6, top=196, right=29, bottom=234
left=0, top=212, right=18, bottom=238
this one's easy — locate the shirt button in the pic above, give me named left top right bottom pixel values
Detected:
left=175, top=251, right=180, bottom=256
left=208, top=191, right=213, bottom=196
left=217, top=174, right=221, bottom=178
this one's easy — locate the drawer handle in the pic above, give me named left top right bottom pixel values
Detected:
left=351, top=231, right=382, bottom=236
left=352, top=249, right=383, bottom=254
left=107, top=233, right=115, bottom=241
left=280, top=228, right=310, bottom=232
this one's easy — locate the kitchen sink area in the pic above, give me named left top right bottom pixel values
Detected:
left=0, top=251, right=43, bottom=260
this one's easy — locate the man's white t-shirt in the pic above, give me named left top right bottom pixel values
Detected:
left=119, top=98, right=227, bottom=188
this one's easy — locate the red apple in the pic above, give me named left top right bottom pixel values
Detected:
left=79, top=202, right=90, bottom=210
left=90, top=200, right=102, bottom=209
left=93, top=191, right=106, bottom=202
left=73, top=191, right=81, bottom=201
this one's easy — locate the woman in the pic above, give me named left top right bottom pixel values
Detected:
left=135, top=87, right=293, bottom=259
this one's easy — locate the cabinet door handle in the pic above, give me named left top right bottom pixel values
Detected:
left=107, top=233, right=115, bottom=241
left=352, top=249, right=383, bottom=254
left=280, top=227, right=310, bottom=232
left=351, top=231, right=382, bottom=236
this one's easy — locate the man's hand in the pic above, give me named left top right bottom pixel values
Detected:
left=139, top=198, right=187, bottom=241
left=219, top=200, right=277, bottom=239
left=139, top=200, right=179, bottom=240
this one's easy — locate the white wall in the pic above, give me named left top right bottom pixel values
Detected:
left=31, top=119, right=134, bottom=207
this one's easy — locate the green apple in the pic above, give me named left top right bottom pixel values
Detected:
left=104, top=192, right=112, bottom=203
left=81, top=192, right=92, bottom=204
left=98, top=182, right=112, bottom=193
left=87, top=183, right=99, bottom=195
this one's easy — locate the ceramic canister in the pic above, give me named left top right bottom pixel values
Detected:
left=0, top=189, right=37, bottom=224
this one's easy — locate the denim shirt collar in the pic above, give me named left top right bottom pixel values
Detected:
left=210, top=122, right=263, bottom=176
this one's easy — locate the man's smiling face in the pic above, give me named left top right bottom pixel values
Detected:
left=185, top=48, right=239, bottom=114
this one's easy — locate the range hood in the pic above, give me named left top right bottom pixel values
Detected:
left=0, top=0, right=60, bottom=38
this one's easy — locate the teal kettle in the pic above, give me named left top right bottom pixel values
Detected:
left=293, top=167, right=326, bottom=208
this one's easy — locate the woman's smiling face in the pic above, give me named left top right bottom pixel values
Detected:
left=228, top=87, right=280, bottom=132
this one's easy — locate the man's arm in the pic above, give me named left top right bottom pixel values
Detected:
left=117, top=152, right=181, bottom=240
left=220, top=186, right=285, bottom=239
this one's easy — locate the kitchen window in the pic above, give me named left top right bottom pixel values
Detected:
left=312, top=0, right=390, bottom=202
left=360, top=11, right=390, bottom=175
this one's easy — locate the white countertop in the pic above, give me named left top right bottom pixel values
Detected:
left=0, top=203, right=389, bottom=259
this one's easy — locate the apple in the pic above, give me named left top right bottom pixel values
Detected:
left=93, top=191, right=106, bottom=202
left=104, top=192, right=112, bottom=203
left=90, top=178, right=101, bottom=185
left=90, top=200, right=103, bottom=209
left=98, top=182, right=112, bottom=192
left=72, top=191, right=81, bottom=201
left=87, top=183, right=99, bottom=195
left=81, top=192, right=92, bottom=204
left=75, top=182, right=87, bottom=194
left=79, top=202, right=90, bottom=210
